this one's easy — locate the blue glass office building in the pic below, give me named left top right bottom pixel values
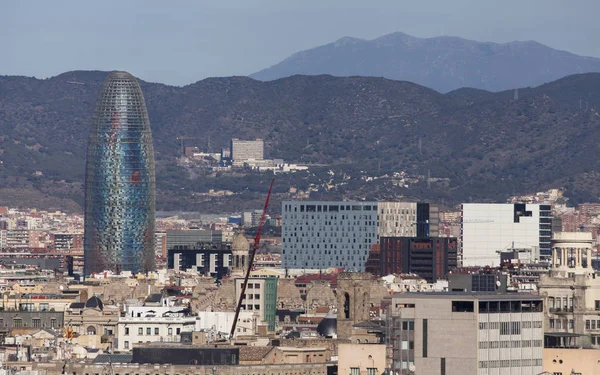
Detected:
left=84, top=71, right=156, bottom=275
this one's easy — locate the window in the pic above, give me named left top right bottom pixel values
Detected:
left=146, top=327, right=151, bottom=335
left=367, top=368, right=377, bottom=375
left=451, top=301, right=474, bottom=312
left=154, top=328, right=159, bottom=335
left=138, top=327, right=143, bottom=335
left=168, top=328, right=173, bottom=335
left=13, top=319, right=22, bottom=328
left=124, top=341, right=129, bottom=349
left=586, top=320, right=591, bottom=330
left=32, top=319, right=41, bottom=328
left=350, top=368, right=360, bottom=375
left=125, top=327, right=129, bottom=335
left=596, top=300, right=600, bottom=311
left=39, top=303, right=49, bottom=311
left=569, top=320, right=574, bottom=329
left=50, top=319, right=57, bottom=329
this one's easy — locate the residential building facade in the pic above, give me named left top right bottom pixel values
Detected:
left=234, top=277, right=278, bottom=332
left=387, top=293, right=544, bottom=375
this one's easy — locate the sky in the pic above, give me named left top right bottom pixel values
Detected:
left=2, top=0, right=599, bottom=86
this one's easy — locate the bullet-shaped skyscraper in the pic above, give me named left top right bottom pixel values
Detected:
left=84, top=71, right=156, bottom=275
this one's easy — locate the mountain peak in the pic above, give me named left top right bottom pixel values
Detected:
left=250, top=32, right=600, bottom=92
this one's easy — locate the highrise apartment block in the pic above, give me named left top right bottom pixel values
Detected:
left=461, top=203, right=552, bottom=266
left=387, top=293, right=544, bottom=375
left=230, top=138, right=264, bottom=161
left=281, top=201, right=378, bottom=271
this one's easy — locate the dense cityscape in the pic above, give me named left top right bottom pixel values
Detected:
left=3, top=2, right=600, bottom=375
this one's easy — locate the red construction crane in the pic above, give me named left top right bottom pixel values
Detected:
left=229, top=178, right=275, bottom=339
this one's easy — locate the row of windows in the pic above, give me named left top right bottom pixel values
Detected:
left=478, top=359, right=542, bottom=368
left=284, top=204, right=376, bottom=212
left=284, top=233, right=375, bottom=240
left=550, top=319, right=574, bottom=329
left=478, top=340, right=543, bottom=349
left=585, top=319, right=600, bottom=330
left=9, top=318, right=59, bottom=328
left=479, top=321, right=542, bottom=330
left=124, top=327, right=180, bottom=336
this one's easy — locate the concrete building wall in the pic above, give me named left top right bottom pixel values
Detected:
left=338, top=343, right=386, bottom=375
left=544, top=348, right=600, bottom=374
left=389, top=294, right=544, bottom=375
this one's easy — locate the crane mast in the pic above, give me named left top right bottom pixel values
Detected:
left=229, top=178, right=275, bottom=338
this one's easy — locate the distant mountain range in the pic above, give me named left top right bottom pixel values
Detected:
left=251, top=32, right=600, bottom=92
left=1, top=71, right=600, bottom=212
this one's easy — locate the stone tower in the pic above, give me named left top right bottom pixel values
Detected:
left=231, top=231, right=250, bottom=277
left=336, top=272, right=372, bottom=340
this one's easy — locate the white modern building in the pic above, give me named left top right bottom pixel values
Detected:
left=116, top=315, right=198, bottom=351
left=461, top=203, right=552, bottom=267
left=282, top=201, right=378, bottom=271
left=196, top=310, right=257, bottom=338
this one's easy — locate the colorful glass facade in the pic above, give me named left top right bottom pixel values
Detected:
left=84, top=71, right=156, bottom=275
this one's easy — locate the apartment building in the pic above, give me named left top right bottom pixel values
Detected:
left=388, top=293, right=544, bottom=375
left=234, top=277, right=278, bottom=332
left=230, top=138, right=264, bottom=161
left=282, top=201, right=378, bottom=271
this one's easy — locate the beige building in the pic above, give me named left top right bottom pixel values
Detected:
left=377, top=202, right=418, bottom=237
left=388, top=293, right=544, bottom=375
left=539, top=232, right=600, bottom=346
left=338, top=343, right=386, bottom=375
left=543, top=348, right=597, bottom=374
left=230, top=138, right=264, bottom=161
left=64, top=296, right=119, bottom=350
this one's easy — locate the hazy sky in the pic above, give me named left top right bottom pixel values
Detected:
left=2, top=0, right=599, bottom=86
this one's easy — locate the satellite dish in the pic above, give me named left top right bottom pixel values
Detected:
left=409, top=363, right=416, bottom=372
left=496, top=281, right=501, bottom=287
